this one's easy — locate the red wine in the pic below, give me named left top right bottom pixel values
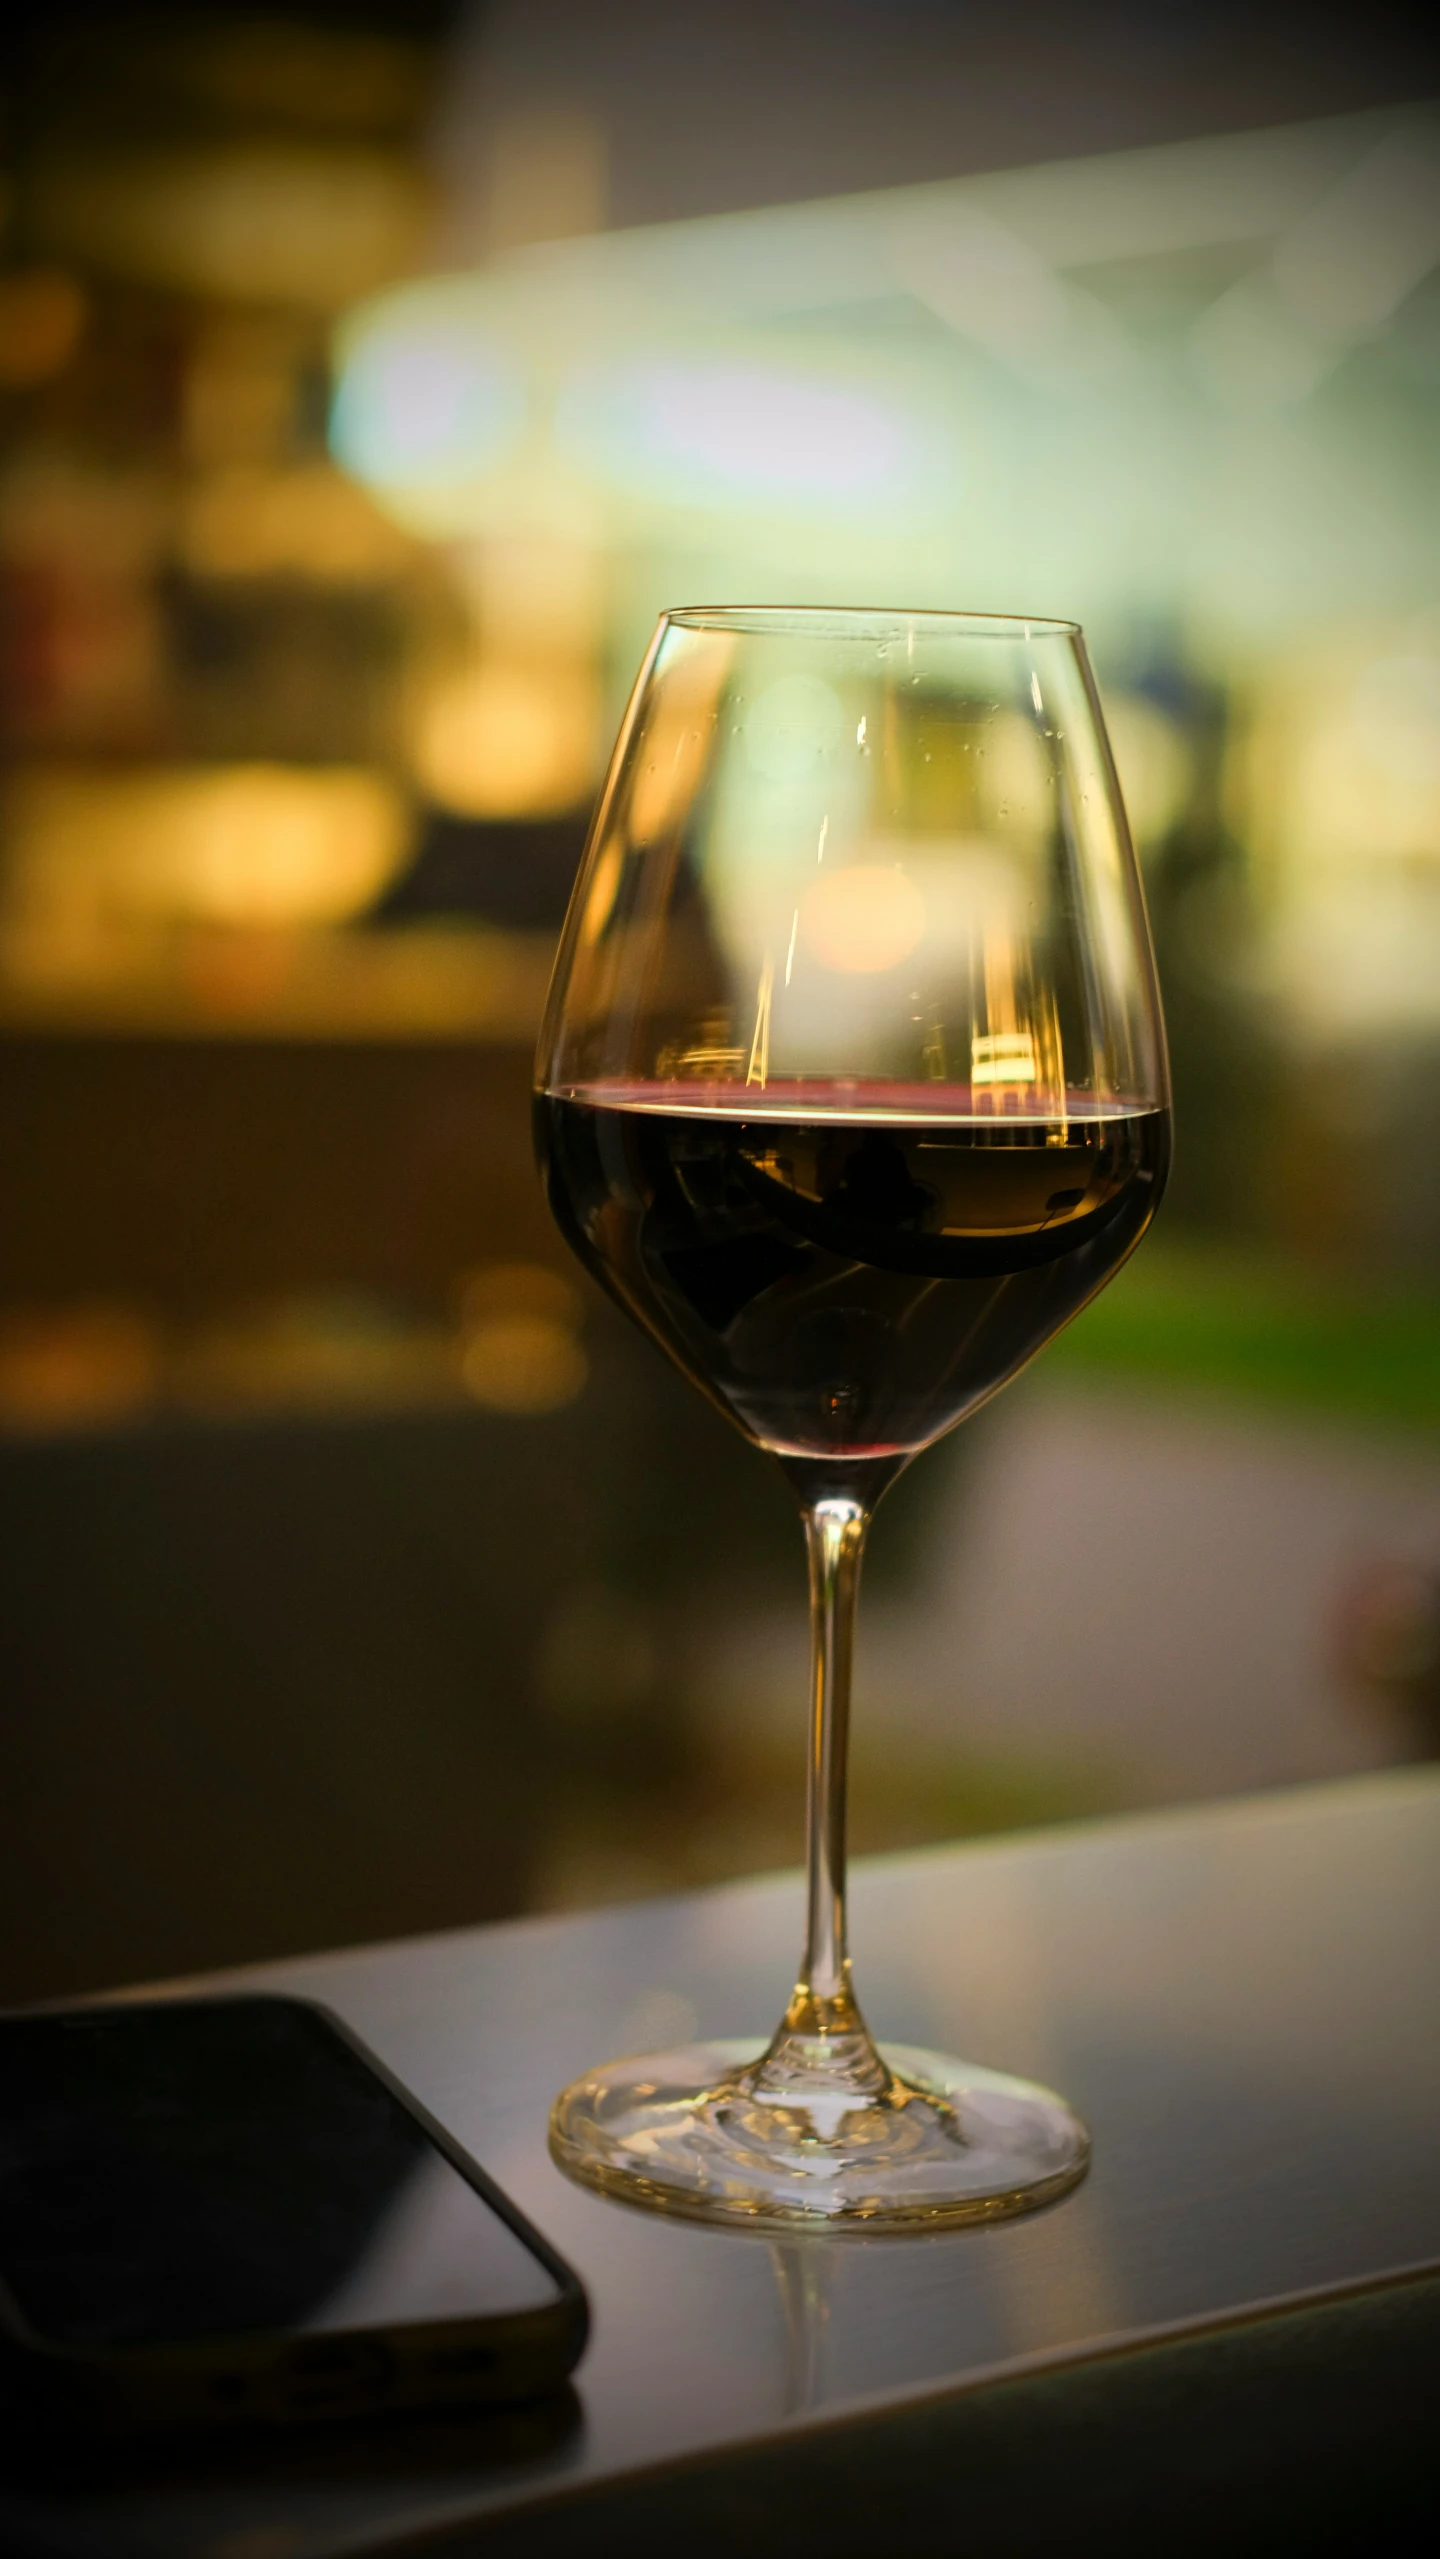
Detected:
left=536, top=1083, right=1168, bottom=1469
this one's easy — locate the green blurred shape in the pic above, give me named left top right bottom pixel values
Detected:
left=1046, top=1246, right=1440, bottom=1435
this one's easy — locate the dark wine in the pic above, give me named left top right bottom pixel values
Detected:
left=537, top=1082, right=1169, bottom=1467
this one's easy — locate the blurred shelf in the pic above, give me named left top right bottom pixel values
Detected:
left=0, top=923, right=555, bottom=1044
left=0, top=1025, right=562, bottom=1313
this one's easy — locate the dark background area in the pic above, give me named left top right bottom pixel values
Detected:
left=442, top=0, right=1440, bottom=229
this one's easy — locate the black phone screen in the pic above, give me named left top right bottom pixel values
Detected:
left=0, top=1998, right=565, bottom=2352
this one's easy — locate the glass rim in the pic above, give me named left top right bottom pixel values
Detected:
left=662, top=605, right=1082, bottom=642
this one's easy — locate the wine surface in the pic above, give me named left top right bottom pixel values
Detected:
left=536, top=1085, right=1169, bottom=1466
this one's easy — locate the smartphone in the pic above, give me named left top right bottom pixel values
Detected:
left=0, top=1993, right=588, bottom=2439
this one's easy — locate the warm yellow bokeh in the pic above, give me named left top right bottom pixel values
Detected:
left=179, top=465, right=409, bottom=582
left=1, top=765, right=411, bottom=934
left=0, top=271, right=88, bottom=386
left=800, top=863, right=927, bottom=974
left=412, top=660, right=597, bottom=818
left=457, top=1264, right=588, bottom=1414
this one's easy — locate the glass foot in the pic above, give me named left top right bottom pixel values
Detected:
left=549, top=2038, right=1090, bottom=2232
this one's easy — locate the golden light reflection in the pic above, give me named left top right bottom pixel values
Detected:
left=627, top=720, right=713, bottom=847
left=745, top=954, right=774, bottom=1085
left=661, top=1040, right=747, bottom=1079
left=973, top=944, right=1066, bottom=1110
left=578, top=842, right=623, bottom=946
left=626, top=639, right=732, bottom=846
left=971, top=1031, right=1037, bottom=1085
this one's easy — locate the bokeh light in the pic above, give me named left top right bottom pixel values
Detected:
left=801, top=863, right=927, bottom=974
left=331, top=293, right=527, bottom=515
left=557, top=356, right=948, bottom=516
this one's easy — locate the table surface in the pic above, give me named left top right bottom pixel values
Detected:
left=8, top=1769, right=1440, bottom=2555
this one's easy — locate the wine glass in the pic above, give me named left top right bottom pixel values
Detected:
left=535, top=606, right=1169, bottom=2231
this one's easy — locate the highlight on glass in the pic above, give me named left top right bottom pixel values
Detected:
left=535, top=606, right=1170, bottom=2231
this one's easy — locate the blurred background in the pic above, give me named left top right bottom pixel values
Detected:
left=2, top=0, right=1438, bottom=2001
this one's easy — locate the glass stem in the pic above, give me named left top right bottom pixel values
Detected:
left=797, top=1496, right=865, bottom=2020
left=753, top=1493, right=888, bottom=2098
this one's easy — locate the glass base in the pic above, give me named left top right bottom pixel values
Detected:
left=549, top=2038, right=1090, bottom=2232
